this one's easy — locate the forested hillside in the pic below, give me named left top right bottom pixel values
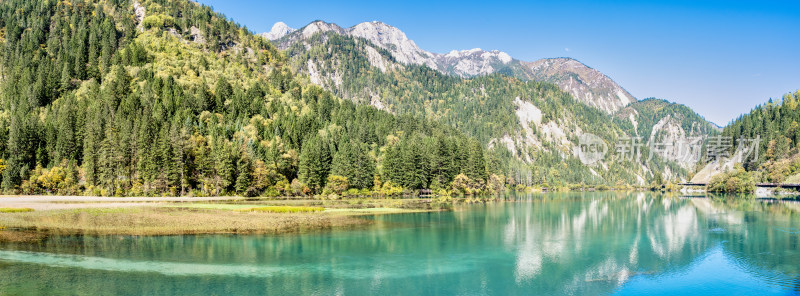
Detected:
left=276, top=25, right=716, bottom=185
left=615, top=98, right=719, bottom=171
left=618, top=98, right=718, bottom=138
left=0, top=0, right=494, bottom=196
left=720, top=91, right=800, bottom=183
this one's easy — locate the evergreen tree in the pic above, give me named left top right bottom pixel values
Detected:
left=298, top=135, right=331, bottom=193
left=235, top=152, right=252, bottom=195
left=331, top=139, right=375, bottom=189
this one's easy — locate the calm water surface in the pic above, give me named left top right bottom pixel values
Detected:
left=1, top=192, right=800, bottom=295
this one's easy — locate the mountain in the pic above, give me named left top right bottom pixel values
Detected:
left=520, top=58, right=635, bottom=113
left=266, top=20, right=719, bottom=185
left=269, top=21, right=512, bottom=78
left=266, top=21, right=634, bottom=114
left=260, top=22, right=295, bottom=40
left=616, top=99, right=719, bottom=171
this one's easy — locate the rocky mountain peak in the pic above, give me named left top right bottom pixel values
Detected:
left=268, top=20, right=637, bottom=113
left=347, top=21, right=436, bottom=69
left=300, top=20, right=344, bottom=39
left=350, top=21, right=410, bottom=43
left=261, top=22, right=295, bottom=40
left=522, top=58, right=635, bottom=113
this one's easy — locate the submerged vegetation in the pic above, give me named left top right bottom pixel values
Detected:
left=0, top=207, right=366, bottom=237
left=0, top=199, right=438, bottom=239
left=236, top=206, right=324, bottom=213
left=0, top=208, right=34, bottom=213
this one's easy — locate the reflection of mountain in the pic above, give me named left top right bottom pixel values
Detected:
left=699, top=198, right=800, bottom=285
left=1, top=194, right=799, bottom=294
left=496, top=193, right=713, bottom=294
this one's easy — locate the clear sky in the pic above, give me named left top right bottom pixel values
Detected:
left=197, top=0, right=800, bottom=126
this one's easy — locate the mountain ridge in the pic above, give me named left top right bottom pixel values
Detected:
left=263, top=20, right=635, bottom=113
left=272, top=25, right=718, bottom=184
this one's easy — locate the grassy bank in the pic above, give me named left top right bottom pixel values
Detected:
left=0, top=199, right=441, bottom=242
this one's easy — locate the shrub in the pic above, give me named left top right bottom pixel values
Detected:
left=142, top=14, right=175, bottom=29
left=290, top=179, right=310, bottom=196
left=344, top=188, right=361, bottom=197
left=451, top=173, right=475, bottom=195
left=20, top=162, right=79, bottom=195
left=486, top=174, right=506, bottom=194
left=359, top=188, right=372, bottom=196
left=708, top=165, right=756, bottom=194
left=324, top=175, right=349, bottom=194
left=262, top=187, right=281, bottom=198
left=378, top=181, right=403, bottom=197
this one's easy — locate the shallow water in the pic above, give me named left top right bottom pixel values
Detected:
left=1, top=192, right=799, bottom=295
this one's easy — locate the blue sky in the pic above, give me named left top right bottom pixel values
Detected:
left=197, top=0, right=800, bottom=126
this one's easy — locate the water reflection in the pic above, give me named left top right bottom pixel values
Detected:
left=490, top=193, right=714, bottom=294
left=0, top=193, right=799, bottom=295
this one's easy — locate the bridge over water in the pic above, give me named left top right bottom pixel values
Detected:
left=678, top=182, right=800, bottom=190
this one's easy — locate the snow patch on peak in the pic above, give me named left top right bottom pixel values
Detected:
left=262, top=22, right=295, bottom=40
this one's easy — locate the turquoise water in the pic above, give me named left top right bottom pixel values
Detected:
left=1, top=192, right=799, bottom=295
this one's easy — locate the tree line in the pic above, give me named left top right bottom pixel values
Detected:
left=0, top=0, right=500, bottom=197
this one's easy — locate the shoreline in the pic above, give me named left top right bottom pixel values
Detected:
left=0, top=196, right=445, bottom=243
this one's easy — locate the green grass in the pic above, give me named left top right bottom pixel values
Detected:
left=0, top=208, right=34, bottom=213
left=236, top=206, right=325, bottom=213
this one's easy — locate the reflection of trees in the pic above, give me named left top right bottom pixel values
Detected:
left=699, top=198, right=800, bottom=283
left=1, top=194, right=797, bottom=294
left=493, top=192, right=713, bottom=294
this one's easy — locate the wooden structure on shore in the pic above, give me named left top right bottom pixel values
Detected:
left=678, top=182, right=800, bottom=190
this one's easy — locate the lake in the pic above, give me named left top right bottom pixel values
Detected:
left=1, top=192, right=799, bottom=295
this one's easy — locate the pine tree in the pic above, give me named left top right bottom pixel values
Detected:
left=298, top=135, right=331, bottom=193
left=331, top=139, right=375, bottom=189
left=214, top=77, right=232, bottom=113
left=465, top=139, right=487, bottom=182
left=235, top=152, right=252, bottom=195
left=215, top=142, right=236, bottom=193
